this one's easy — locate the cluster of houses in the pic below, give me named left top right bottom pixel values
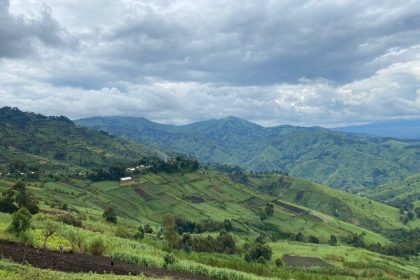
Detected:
left=120, top=164, right=152, bottom=182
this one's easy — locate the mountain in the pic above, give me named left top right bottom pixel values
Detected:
left=334, top=119, right=420, bottom=139
left=0, top=107, right=165, bottom=172
left=76, top=116, right=420, bottom=191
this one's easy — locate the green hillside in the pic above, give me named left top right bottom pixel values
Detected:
left=1, top=170, right=420, bottom=279
left=76, top=116, right=420, bottom=191
left=247, top=174, right=420, bottom=234
left=0, top=107, right=166, bottom=172
left=363, top=173, right=420, bottom=210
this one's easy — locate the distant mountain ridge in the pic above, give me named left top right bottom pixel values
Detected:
left=334, top=119, right=420, bottom=139
left=76, top=115, right=420, bottom=191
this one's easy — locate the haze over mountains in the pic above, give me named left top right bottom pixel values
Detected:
left=76, top=115, right=420, bottom=192
left=334, top=119, right=420, bottom=140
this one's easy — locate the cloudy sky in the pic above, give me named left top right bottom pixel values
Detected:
left=0, top=0, right=420, bottom=126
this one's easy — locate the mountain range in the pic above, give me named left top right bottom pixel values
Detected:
left=334, top=119, right=420, bottom=139
left=76, top=115, right=420, bottom=192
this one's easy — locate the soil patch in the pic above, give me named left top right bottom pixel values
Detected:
left=0, top=239, right=211, bottom=280
left=282, top=255, right=330, bottom=267
left=133, top=186, right=154, bottom=201
left=185, top=195, right=205, bottom=204
left=271, top=200, right=322, bottom=222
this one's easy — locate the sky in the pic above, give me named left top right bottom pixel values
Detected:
left=0, top=0, right=420, bottom=127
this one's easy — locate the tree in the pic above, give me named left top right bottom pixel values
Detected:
left=13, top=181, right=39, bottom=214
left=103, top=206, right=117, bottom=223
left=223, top=219, right=233, bottom=231
left=163, top=215, right=179, bottom=248
left=0, top=189, right=17, bottom=213
left=308, top=235, right=320, bottom=244
left=216, top=231, right=236, bottom=254
left=43, top=221, right=59, bottom=249
left=407, top=211, right=415, bottom=220
left=144, top=224, right=153, bottom=233
left=295, top=232, right=304, bottom=241
left=9, top=207, right=32, bottom=237
left=244, top=243, right=273, bottom=263
left=265, top=203, right=274, bottom=217
left=329, top=235, right=338, bottom=246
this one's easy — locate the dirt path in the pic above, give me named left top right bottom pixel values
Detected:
left=0, top=240, right=213, bottom=280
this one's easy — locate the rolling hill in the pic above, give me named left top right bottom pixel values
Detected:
left=334, top=119, right=420, bottom=140
left=0, top=107, right=166, bottom=172
left=76, top=116, right=420, bottom=191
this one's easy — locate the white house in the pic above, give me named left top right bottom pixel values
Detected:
left=120, top=176, right=132, bottom=182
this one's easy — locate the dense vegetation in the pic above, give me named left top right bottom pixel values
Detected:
left=76, top=116, right=420, bottom=191
left=1, top=108, right=420, bottom=279
left=0, top=107, right=166, bottom=174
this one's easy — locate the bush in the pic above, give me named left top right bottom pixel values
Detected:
left=116, top=226, right=132, bottom=239
left=144, top=224, right=153, bottom=234
left=329, top=235, right=338, bottom=246
left=59, top=214, right=82, bottom=227
left=62, top=228, right=85, bottom=253
left=89, top=237, right=107, bottom=256
left=9, top=207, right=32, bottom=237
left=308, top=235, right=320, bottom=244
left=164, top=253, right=176, bottom=266
left=244, top=243, right=272, bottom=263
left=275, top=258, right=283, bottom=267
left=103, top=206, right=117, bottom=223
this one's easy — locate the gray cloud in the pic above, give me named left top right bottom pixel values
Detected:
left=0, top=0, right=72, bottom=59
left=0, top=0, right=419, bottom=126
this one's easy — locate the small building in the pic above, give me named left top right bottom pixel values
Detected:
left=120, top=176, right=132, bottom=182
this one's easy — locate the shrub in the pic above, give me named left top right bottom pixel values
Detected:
left=103, top=206, right=117, bottom=223
left=9, top=207, right=32, bottom=237
left=43, top=220, right=59, bottom=249
left=115, top=226, right=132, bottom=239
left=244, top=243, right=272, bottom=263
left=164, top=253, right=176, bottom=266
left=308, top=235, right=320, bottom=244
left=62, top=228, right=85, bottom=253
left=144, top=224, right=153, bottom=233
left=295, top=232, right=304, bottom=241
left=59, top=214, right=82, bottom=227
left=329, top=235, right=338, bottom=246
left=275, top=258, right=283, bottom=267
left=89, top=237, right=107, bottom=256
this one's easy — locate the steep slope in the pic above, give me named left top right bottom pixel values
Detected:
left=247, top=174, right=420, bottom=234
left=0, top=171, right=395, bottom=245
left=334, top=119, right=420, bottom=139
left=0, top=107, right=165, bottom=171
left=76, top=116, right=420, bottom=191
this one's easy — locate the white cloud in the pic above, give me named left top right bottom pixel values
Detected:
left=0, top=0, right=419, bottom=126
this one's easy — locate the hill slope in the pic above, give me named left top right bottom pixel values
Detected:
left=0, top=170, right=403, bottom=245
left=334, top=119, right=420, bottom=139
left=0, top=107, right=165, bottom=171
left=76, top=116, right=420, bottom=191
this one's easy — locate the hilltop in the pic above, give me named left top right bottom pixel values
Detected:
left=0, top=107, right=166, bottom=173
left=76, top=116, right=420, bottom=191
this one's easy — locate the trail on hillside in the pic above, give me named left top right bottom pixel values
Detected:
left=0, top=240, right=212, bottom=280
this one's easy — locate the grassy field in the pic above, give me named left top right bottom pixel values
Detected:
left=0, top=171, right=405, bottom=245
left=248, top=173, right=420, bottom=234
left=1, top=170, right=420, bottom=279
